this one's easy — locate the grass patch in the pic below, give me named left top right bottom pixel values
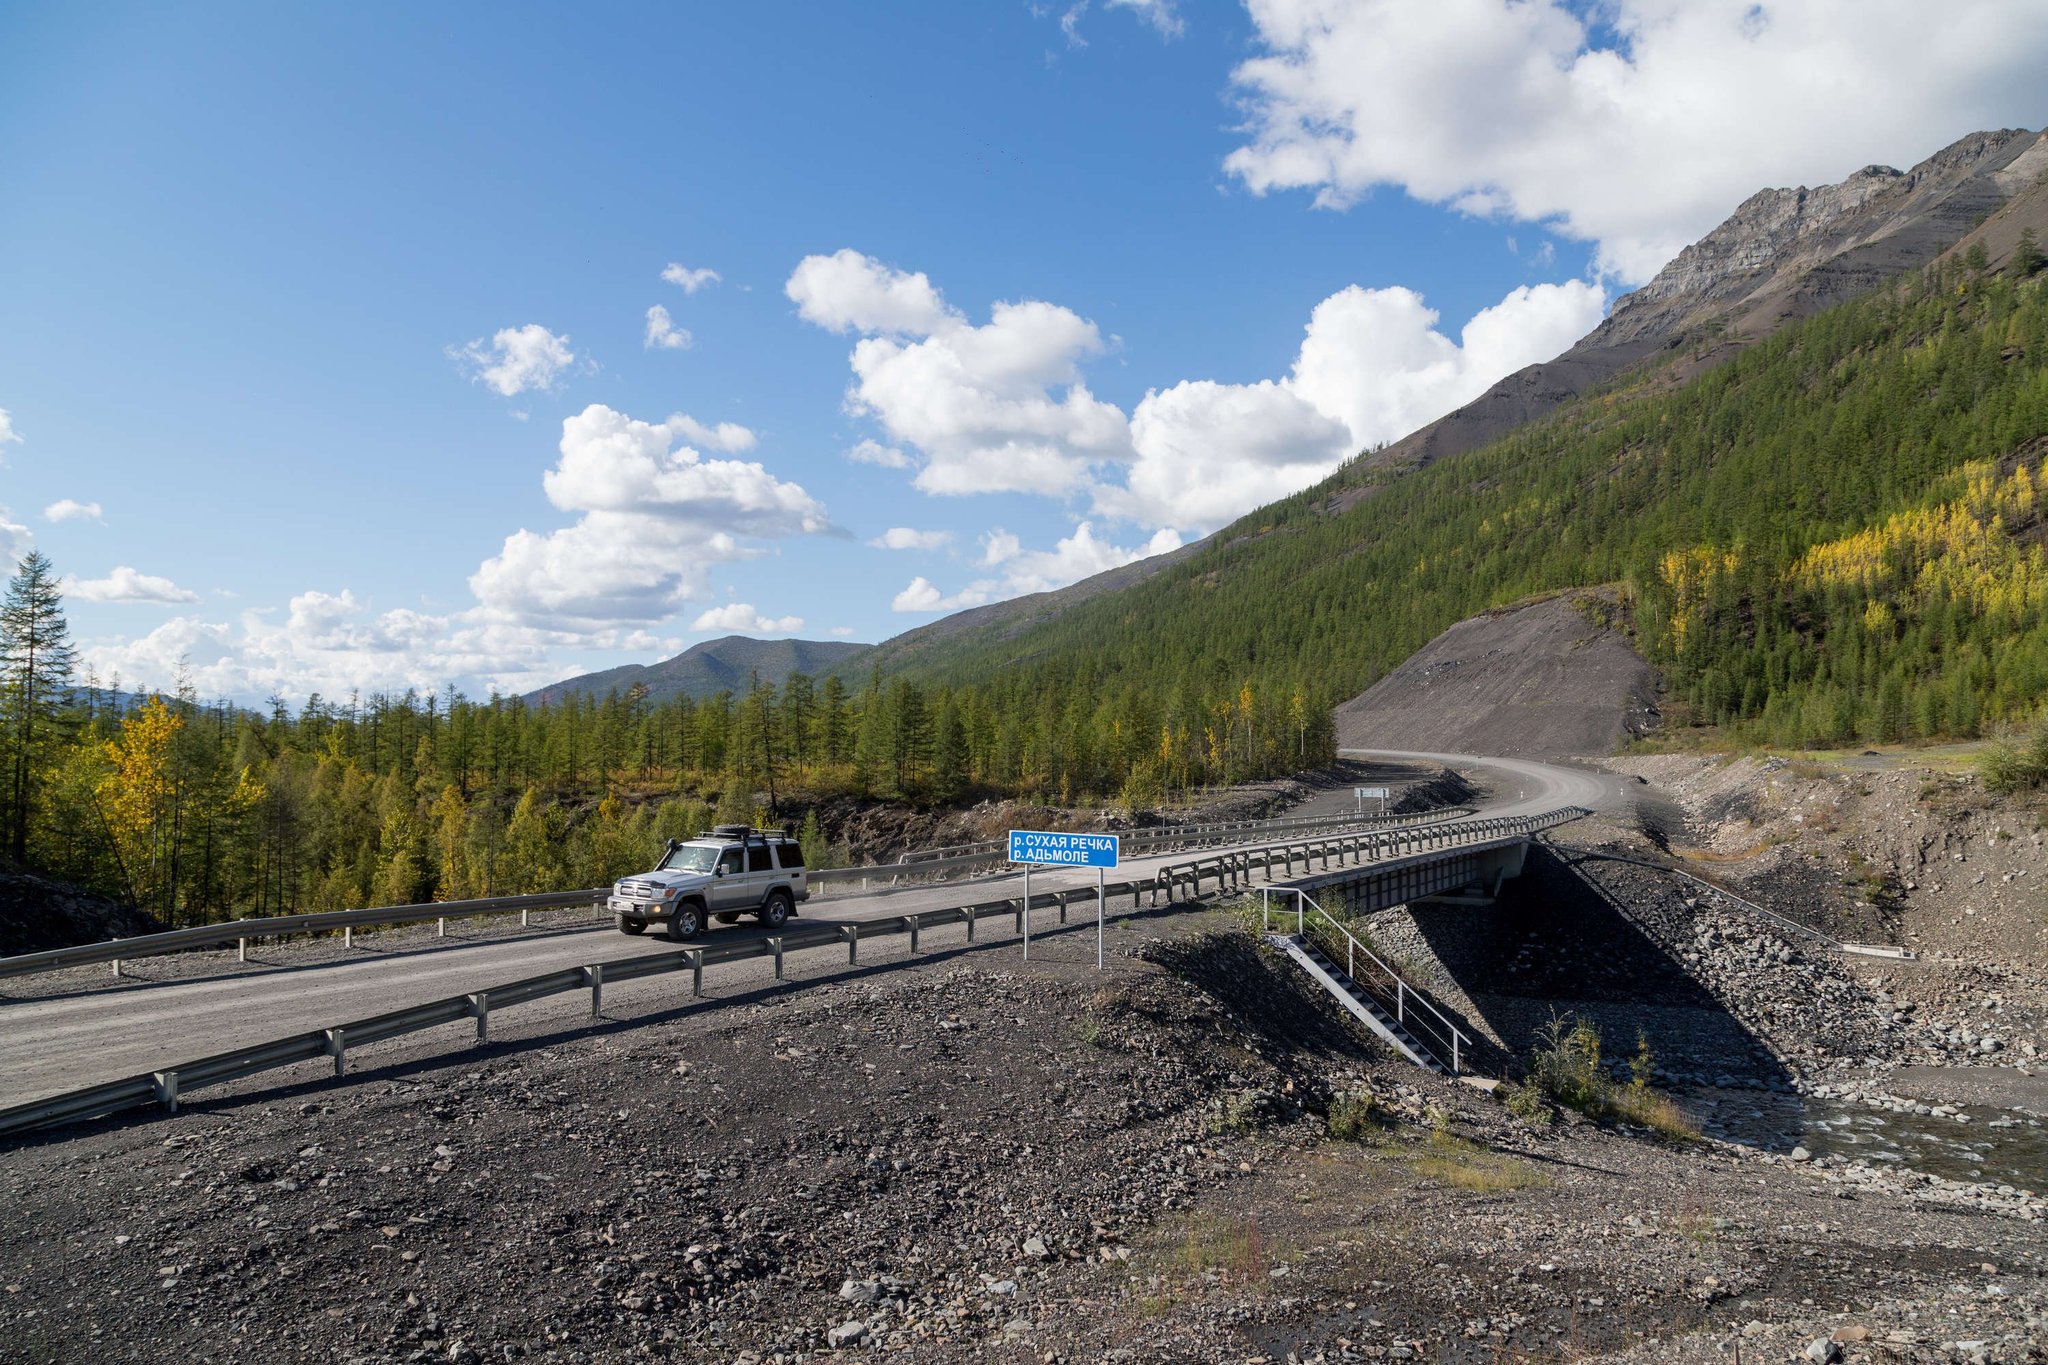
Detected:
left=1409, top=1130, right=1547, bottom=1193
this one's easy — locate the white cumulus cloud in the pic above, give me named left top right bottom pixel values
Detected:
left=788, top=250, right=1132, bottom=498
left=0, top=507, right=30, bottom=561
left=847, top=439, right=913, bottom=469
left=1108, top=278, right=1602, bottom=527
left=1223, top=0, right=2048, bottom=282
left=452, top=323, right=578, bottom=396
left=661, top=263, right=722, bottom=293
left=67, top=566, right=200, bottom=604
left=0, top=409, right=21, bottom=446
left=869, top=527, right=953, bottom=551
left=44, top=499, right=103, bottom=523
left=644, top=304, right=692, bottom=351
left=470, top=404, right=827, bottom=631
left=690, top=603, right=804, bottom=635
left=798, top=249, right=1603, bottom=535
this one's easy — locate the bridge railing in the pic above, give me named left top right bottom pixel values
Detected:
left=0, top=805, right=1475, bottom=984
left=0, top=807, right=1587, bottom=1138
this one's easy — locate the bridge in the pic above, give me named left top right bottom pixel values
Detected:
left=0, top=754, right=1606, bottom=1137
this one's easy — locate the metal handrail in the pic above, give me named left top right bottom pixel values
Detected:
left=1258, top=886, right=1471, bottom=1073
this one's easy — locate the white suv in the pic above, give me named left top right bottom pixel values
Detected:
left=608, top=826, right=811, bottom=941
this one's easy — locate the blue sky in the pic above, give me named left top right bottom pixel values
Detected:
left=3, top=0, right=2044, bottom=702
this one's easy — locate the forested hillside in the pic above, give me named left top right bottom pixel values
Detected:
left=5, top=235, right=2042, bottom=932
left=0, top=557, right=1332, bottom=929
left=887, top=248, right=2048, bottom=750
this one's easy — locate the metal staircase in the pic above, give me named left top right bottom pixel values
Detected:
left=1260, top=889, right=1469, bottom=1076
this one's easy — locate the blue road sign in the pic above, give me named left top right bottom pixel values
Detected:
left=1008, top=830, right=1120, bottom=868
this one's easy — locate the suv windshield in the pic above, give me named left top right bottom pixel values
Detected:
left=656, top=843, right=722, bottom=874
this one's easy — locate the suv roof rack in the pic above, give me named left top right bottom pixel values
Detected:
left=700, top=825, right=792, bottom=841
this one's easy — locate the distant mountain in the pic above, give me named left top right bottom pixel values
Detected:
left=1357, top=126, right=2048, bottom=478
left=853, top=128, right=2048, bottom=679
left=527, top=636, right=872, bottom=706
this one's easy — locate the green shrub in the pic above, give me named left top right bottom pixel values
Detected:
left=1326, top=1091, right=1385, bottom=1141
left=1524, top=1014, right=1696, bottom=1140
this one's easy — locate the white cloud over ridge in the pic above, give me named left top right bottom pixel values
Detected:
left=794, top=248, right=1603, bottom=536
left=661, top=263, right=722, bottom=293
left=1224, top=0, right=2048, bottom=282
left=470, top=403, right=827, bottom=631
left=452, top=323, right=578, bottom=396
left=68, top=566, right=199, bottom=604
left=644, top=304, right=692, bottom=350
left=891, top=522, right=1182, bottom=612
left=690, top=603, right=804, bottom=634
left=44, top=499, right=103, bottom=523
left=869, top=527, right=953, bottom=551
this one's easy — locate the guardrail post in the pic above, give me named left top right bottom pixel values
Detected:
left=112, top=955, right=121, bottom=978
left=770, top=937, right=784, bottom=980
left=690, top=948, right=704, bottom=997
left=153, top=1070, right=178, bottom=1115
left=327, top=1027, right=346, bottom=1078
left=1057, top=891, right=1069, bottom=925
left=843, top=924, right=860, bottom=964
left=909, top=914, right=922, bottom=954
left=471, top=992, right=489, bottom=1042
left=344, top=925, right=353, bottom=950
left=521, top=907, right=530, bottom=928
left=588, top=963, right=604, bottom=1017
left=963, top=906, right=976, bottom=943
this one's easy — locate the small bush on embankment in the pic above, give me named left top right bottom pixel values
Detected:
left=1505, top=1015, right=1697, bottom=1140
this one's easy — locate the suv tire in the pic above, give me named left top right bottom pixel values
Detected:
left=760, top=890, right=792, bottom=930
left=619, top=917, right=647, bottom=936
left=665, top=900, right=705, bottom=942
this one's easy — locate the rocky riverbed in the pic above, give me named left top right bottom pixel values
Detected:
left=2, top=902, right=2044, bottom=1364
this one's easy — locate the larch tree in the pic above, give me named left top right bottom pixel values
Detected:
left=0, top=551, right=78, bottom=866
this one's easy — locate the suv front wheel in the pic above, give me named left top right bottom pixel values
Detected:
left=760, top=890, right=792, bottom=930
left=665, top=900, right=705, bottom=942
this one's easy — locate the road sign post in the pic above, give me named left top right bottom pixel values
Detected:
left=1007, top=831, right=1121, bottom=971
left=1355, top=786, right=1391, bottom=815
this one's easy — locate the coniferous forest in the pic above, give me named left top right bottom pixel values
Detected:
left=4, top=253, right=2045, bottom=928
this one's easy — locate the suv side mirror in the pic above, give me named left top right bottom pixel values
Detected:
left=713, top=865, right=726, bottom=877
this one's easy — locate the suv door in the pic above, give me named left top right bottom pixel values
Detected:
left=743, top=840, right=776, bottom=907
left=710, top=846, right=748, bottom=910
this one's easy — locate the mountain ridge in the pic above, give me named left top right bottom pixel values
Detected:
left=526, top=635, right=871, bottom=706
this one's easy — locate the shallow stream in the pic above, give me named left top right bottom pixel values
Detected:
left=1685, top=1084, right=2047, bottom=1191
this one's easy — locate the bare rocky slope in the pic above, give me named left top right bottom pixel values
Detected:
left=1332, top=590, right=1660, bottom=760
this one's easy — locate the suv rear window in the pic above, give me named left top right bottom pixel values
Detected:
left=747, top=844, right=773, bottom=873
left=776, top=841, right=804, bottom=869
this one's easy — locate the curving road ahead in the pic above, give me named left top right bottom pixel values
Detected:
left=1341, top=749, right=1632, bottom=820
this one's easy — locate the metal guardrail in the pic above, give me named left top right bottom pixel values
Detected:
left=0, top=890, right=606, bottom=982
left=0, top=806, right=1473, bottom=984
left=0, top=808, right=1582, bottom=1138
left=1261, top=887, right=1471, bottom=1073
